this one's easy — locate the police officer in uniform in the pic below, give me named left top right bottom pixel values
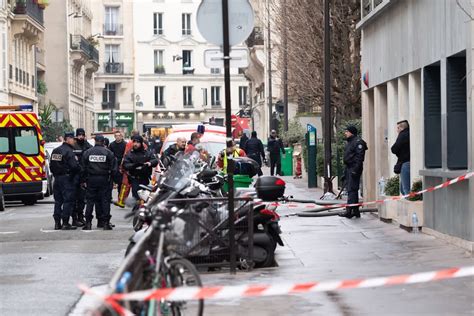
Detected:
left=341, top=125, right=367, bottom=219
left=50, top=132, right=81, bottom=230
left=72, top=128, right=92, bottom=227
left=81, top=135, right=117, bottom=230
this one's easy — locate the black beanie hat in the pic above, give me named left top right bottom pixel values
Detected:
left=76, top=128, right=86, bottom=136
left=346, top=125, right=358, bottom=136
left=132, top=135, right=144, bottom=144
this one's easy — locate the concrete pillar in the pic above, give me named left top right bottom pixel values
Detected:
left=374, top=84, right=389, bottom=198
left=362, top=89, right=376, bottom=202
left=387, top=80, right=399, bottom=175
left=409, top=71, right=423, bottom=184
left=398, top=76, right=409, bottom=121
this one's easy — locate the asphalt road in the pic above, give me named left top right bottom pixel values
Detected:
left=0, top=198, right=131, bottom=315
left=1, top=179, right=474, bottom=316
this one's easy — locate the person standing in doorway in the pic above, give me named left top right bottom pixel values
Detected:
left=245, top=131, right=266, bottom=176
left=267, top=130, right=285, bottom=176
left=391, top=120, right=410, bottom=195
left=341, top=125, right=367, bottom=219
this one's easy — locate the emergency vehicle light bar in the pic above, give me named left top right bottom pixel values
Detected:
left=0, top=105, right=33, bottom=112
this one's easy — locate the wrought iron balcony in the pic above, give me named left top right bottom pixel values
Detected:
left=13, top=0, right=44, bottom=25
left=104, top=62, right=123, bottom=74
left=70, top=35, right=99, bottom=63
left=154, top=65, right=165, bottom=74
left=103, top=24, right=123, bottom=36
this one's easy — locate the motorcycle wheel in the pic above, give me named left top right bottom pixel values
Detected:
left=254, top=240, right=276, bottom=268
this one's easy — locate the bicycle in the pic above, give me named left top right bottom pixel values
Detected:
left=119, top=199, right=204, bottom=316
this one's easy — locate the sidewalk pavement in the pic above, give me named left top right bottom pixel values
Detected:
left=200, top=174, right=474, bottom=315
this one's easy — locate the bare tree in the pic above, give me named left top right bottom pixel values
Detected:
left=270, top=0, right=361, bottom=129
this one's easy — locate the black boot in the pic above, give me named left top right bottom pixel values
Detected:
left=97, top=220, right=104, bottom=228
left=83, top=221, right=92, bottom=230
left=353, top=207, right=361, bottom=218
left=54, top=218, right=62, bottom=230
left=72, top=216, right=84, bottom=228
left=62, top=219, right=77, bottom=230
left=339, top=207, right=354, bottom=219
left=103, top=221, right=113, bottom=230
left=77, top=213, right=86, bottom=226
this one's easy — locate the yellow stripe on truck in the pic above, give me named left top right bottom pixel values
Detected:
left=9, top=115, right=21, bottom=127
left=16, top=114, right=32, bottom=127
left=16, top=167, right=32, bottom=181
left=0, top=116, right=9, bottom=127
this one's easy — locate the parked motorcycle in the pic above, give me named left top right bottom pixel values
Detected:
left=127, top=152, right=286, bottom=268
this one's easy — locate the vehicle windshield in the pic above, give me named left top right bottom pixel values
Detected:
left=14, top=127, right=39, bottom=156
left=0, top=128, right=9, bottom=154
left=162, top=151, right=199, bottom=192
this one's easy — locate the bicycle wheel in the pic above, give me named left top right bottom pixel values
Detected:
left=167, top=258, right=204, bottom=316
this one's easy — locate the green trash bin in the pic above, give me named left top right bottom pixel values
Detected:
left=281, top=147, right=293, bottom=176
left=223, top=174, right=253, bottom=192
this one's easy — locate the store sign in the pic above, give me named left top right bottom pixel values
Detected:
left=98, top=113, right=134, bottom=122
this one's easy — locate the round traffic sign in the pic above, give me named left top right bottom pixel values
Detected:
left=197, top=0, right=255, bottom=47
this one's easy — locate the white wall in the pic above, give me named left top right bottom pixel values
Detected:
left=132, top=0, right=248, bottom=128
left=0, top=4, right=8, bottom=105
left=361, top=0, right=469, bottom=91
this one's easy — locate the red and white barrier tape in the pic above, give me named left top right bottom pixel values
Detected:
left=284, top=171, right=474, bottom=211
left=104, top=266, right=474, bottom=303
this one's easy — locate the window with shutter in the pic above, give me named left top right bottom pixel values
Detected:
left=423, top=64, right=442, bottom=169
left=446, top=53, right=467, bottom=170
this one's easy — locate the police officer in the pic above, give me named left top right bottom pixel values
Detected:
left=341, top=125, right=367, bottom=219
left=72, top=128, right=92, bottom=227
left=123, top=135, right=158, bottom=199
left=50, top=132, right=81, bottom=230
left=81, top=135, right=117, bottom=230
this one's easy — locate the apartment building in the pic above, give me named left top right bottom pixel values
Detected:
left=132, top=0, right=248, bottom=133
left=359, top=0, right=474, bottom=248
left=44, top=0, right=99, bottom=134
left=246, top=0, right=299, bottom=139
left=91, top=0, right=135, bottom=136
left=7, top=0, right=46, bottom=112
left=0, top=1, right=8, bottom=105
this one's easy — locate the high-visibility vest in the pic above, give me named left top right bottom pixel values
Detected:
left=222, top=150, right=241, bottom=174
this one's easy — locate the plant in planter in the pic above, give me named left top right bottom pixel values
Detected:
left=380, top=175, right=400, bottom=221
left=384, top=175, right=400, bottom=196
left=407, top=179, right=423, bottom=201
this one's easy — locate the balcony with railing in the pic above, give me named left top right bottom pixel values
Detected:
left=211, top=100, right=222, bottom=108
left=70, top=35, right=99, bottom=64
left=103, top=24, right=123, bottom=36
left=154, top=65, right=166, bottom=74
left=104, top=62, right=124, bottom=75
left=358, top=0, right=392, bottom=28
left=13, top=0, right=44, bottom=25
